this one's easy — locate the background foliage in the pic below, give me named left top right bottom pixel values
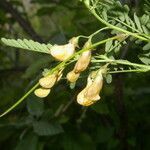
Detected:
left=0, top=0, right=150, bottom=150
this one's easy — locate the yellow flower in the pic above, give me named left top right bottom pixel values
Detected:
left=39, top=69, right=63, bottom=88
left=77, top=75, right=96, bottom=106
left=77, top=88, right=95, bottom=106
left=39, top=74, right=57, bottom=89
left=85, top=70, right=103, bottom=100
left=34, top=88, right=51, bottom=98
left=69, top=37, right=79, bottom=48
left=67, top=70, right=80, bottom=83
left=77, top=70, right=103, bottom=106
left=74, top=50, right=91, bottom=73
left=74, top=40, right=92, bottom=73
left=50, top=43, right=75, bottom=61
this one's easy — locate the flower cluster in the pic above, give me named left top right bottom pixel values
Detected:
left=67, top=40, right=92, bottom=83
left=34, top=37, right=107, bottom=106
left=49, top=37, right=79, bottom=61
left=34, top=70, right=63, bottom=98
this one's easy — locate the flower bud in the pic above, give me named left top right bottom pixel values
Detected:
left=74, top=40, right=92, bottom=73
left=69, top=37, right=79, bottom=48
left=74, top=50, right=91, bottom=73
left=67, top=70, right=80, bottom=83
left=39, top=74, right=57, bottom=88
left=34, top=88, right=50, bottom=98
left=50, top=43, right=75, bottom=61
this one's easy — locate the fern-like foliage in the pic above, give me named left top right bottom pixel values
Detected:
left=144, top=0, right=150, bottom=15
left=91, top=0, right=150, bottom=36
left=1, top=38, right=52, bottom=54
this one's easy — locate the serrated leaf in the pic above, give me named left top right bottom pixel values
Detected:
left=1, top=38, right=52, bottom=54
left=129, top=17, right=136, bottom=31
left=124, top=13, right=131, bottom=26
left=140, top=14, right=149, bottom=25
left=142, top=25, right=150, bottom=34
left=33, top=121, right=63, bottom=136
left=134, top=13, right=143, bottom=32
left=102, top=9, right=108, bottom=21
left=105, top=40, right=113, bottom=52
left=26, top=95, right=44, bottom=117
left=106, top=74, right=112, bottom=84
left=139, top=56, right=150, bottom=65
left=143, top=42, right=150, bottom=50
left=15, top=133, right=38, bottom=150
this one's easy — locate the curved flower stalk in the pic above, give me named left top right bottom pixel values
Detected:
left=34, top=69, right=63, bottom=98
left=77, top=67, right=106, bottom=106
left=50, top=37, right=79, bottom=61
left=67, top=40, right=92, bottom=83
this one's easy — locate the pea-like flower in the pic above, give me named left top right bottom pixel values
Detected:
left=34, top=88, right=51, bottom=98
left=39, top=74, right=57, bottom=89
left=74, top=40, right=92, bottom=73
left=69, top=37, right=79, bottom=48
left=77, top=70, right=103, bottom=106
left=67, top=70, right=80, bottom=83
left=74, top=50, right=91, bottom=73
left=50, top=43, right=75, bottom=61
left=84, top=70, right=103, bottom=100
left=66, top=40, right=92, bottom=83
left=35, top=69, right=63, bottom=98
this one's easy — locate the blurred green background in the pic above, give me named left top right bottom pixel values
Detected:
left=0, top=0, right=150, bottom=150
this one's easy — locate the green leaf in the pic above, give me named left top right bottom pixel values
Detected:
left=107, top=138, right=119, bottom=150
left=23, top=56, right=53, bottom=79
left=142, top=25, right=150, bottom=34
left=106, top=74, right=112, bottom=84
left=15, top=133, right=38, bottom=150
left=91, top=101, right=109, bottom=115
left=134, top=13, right=143, bottom=32
left=27, top=95, right=44, bottom=117
left=62, top=133, right=96, bottom=150
left=105, top=40, right=113, bottom=52
left=140, top=14, right=149, bottom=25
left=96, top=126, right=114, bottom=143
left=102, top=9, right=108, bottom=21
left=1, top=38, right=52, bottom=54
left=139, top=56, right=150, bottom=65
left=143, top=42, right=150, bottom=51
left=33, top=121, right=63, bottom=136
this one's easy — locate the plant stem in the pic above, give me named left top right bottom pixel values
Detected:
left=109, top=69, right=147, bottom=74
left=92, top=59, right=150, bottom=70
left=0, top=34, right=122, bottom=117
left=84, top=2, right=149, bottom=42
left=0, top=83, right=39, bottom=117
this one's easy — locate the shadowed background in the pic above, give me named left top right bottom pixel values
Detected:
left=0, top=0, right=150, bottom=150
